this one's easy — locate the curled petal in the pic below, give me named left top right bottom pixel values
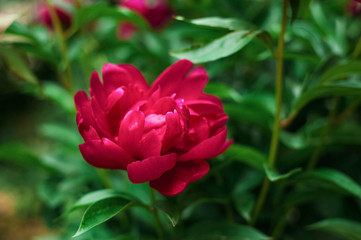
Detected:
left=150, top=160, right=210, bottom=196
left=102, top=63, right=148, bottom=94
left=176, top=66, right=208, bottom=100
left=118, top=110, right=145, bottom=156
left=148, top=59, right=193, bottom=97
left=161, top=111, right=183, bottom=153
left=90, top=71, right=106, bottom=107
left=107, top=87, right=125, bottom=111
left=79, top=138, right=134, bottom=169
left=127, top=153, right=177, bottom=183
left=178, top=127, right=228, bottom=161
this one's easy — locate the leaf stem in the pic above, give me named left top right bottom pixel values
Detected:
left=45, top=0, right=73, bottom=93
left=150, top=187, right=164, bottom=240
left=250, top=0, right=288, bottom=226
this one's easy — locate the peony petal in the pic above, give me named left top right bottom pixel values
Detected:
left=90, top=71, right=106, bottom=107
left=186, top=99, right=224, bottom=116
left=118, top=110, right=145, bottom=157
left=148, top=59, right=194, bottom=97
left=138, top=130, right=162, bottom=159
left=82, top=125, right=100, bottom=141
left=90, top=97, right=113, bottom=139
left=74, top=91, right=93, bottom=128
left=178, top=127, right=228, bottom=161
left=127, top=153, right=177, bottom=183
left=118, top=64, right=149, bottom=90
left=149, top=97, right=178, bottom=115
left=107, top=87, right=125, bottom=111
left=150, top=160, right=210, bottom=196
left=161, top=111, right=183, bottom=153
left=102, top=63, right=148, bottom=94
left=176, top=66, right=208, bottom=100
left=79, top=138, right=134, bottom=169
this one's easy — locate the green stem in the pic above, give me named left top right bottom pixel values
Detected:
left=352, top=37, right=361, bottom=59
left=250, top=0, right=288, bottom=226
left=45, top=0, right=73, bottom=93
left=306, top=97, right=339, bottom=170
left=150, top=187, right=164, bottom=240
left=96, top=169, right=113, bottom=189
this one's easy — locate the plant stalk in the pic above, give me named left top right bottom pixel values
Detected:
left=150, top=187, right=164, bottom=240
left=250, top=0, right=288, bottom=226
left=45, top=0, right=73, bottom=93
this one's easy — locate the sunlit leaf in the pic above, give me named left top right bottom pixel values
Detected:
left=73, top=197, right=134, bottom=237
left=175, top=16, right=255, bottom=31
left=170, top=30, right=263, bottom=63
left=308, top=218, right=361, bottom=240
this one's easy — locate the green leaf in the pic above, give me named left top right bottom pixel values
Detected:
left=154, top=200, right=179, bottom=227
left=204, top=82, right=242, bottom=102
left=0, top=142, right=46, bottom=169
left=263, top=164, right=302, bottom=182
left=73, top=197, right=134, bottom=237
left=4, top=21, right=40, bottom=44
left=224, top=144, right=267, bottom=169
left=170, top=30, right=262, bottom=63
left=318, top=61, right=361, bottom=85
left=292, top=81, right=361, bottom=115
left=308, top=218, right=361, bottom=240
left=39, top=123, right=82, bottom=147
left=233, top=191, right=254, bottom=222
left=0, top=46, right=37, bottom=83
left=69, top=189, right=135, bottom=213
left=296, top=168, right=361, bottom=199
left=74, top=3, right=148, bottom=29
left=43, top=82, right=75, bottom=114
left=175, top=16, right=256, bottom=31
left=184, top=221, right=270, bottom=240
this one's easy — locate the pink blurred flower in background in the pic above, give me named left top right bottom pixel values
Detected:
left=74, top=60, right=232, bottom=196
left=117, top=0, right=173, bottom=39
left=348, top=0, right=361, bottom=16
left=37, top=0, right=74, bottom=29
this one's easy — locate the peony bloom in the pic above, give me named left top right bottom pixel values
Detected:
left=74, top=60, right=232, bottom=196
left=348, top=0, right=361, bottom=16
left=37, top=0, right=73, bottom=29
left=117, top=0, right=173, bottom=39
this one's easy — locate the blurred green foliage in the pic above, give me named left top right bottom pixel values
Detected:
left=0, top=0, right=361, bottom=239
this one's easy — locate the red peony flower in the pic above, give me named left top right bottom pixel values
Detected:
left=117, top=0, right=173, bottom=39
left=74, top=60, right=232, bottom=196
left=348, top=0, right=361, bottom=16
left=37, top=0, right=73, bottom=29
